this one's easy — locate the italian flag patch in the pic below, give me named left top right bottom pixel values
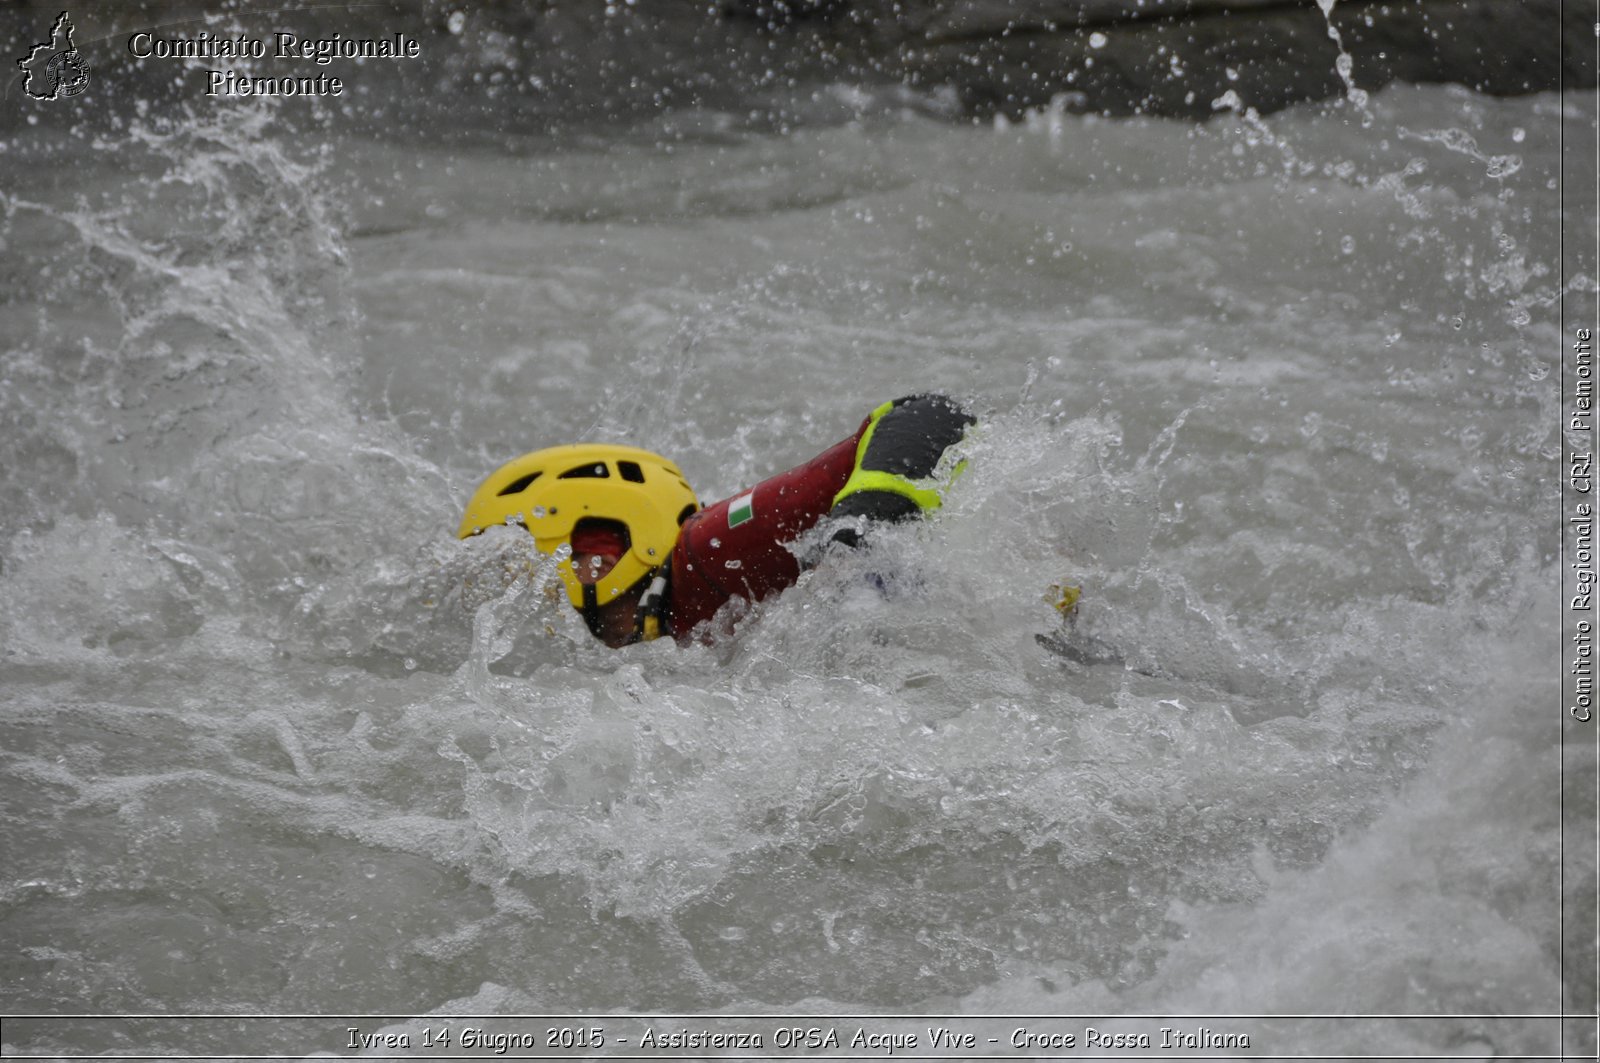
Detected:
left=727, top=492, right=755, bottom=528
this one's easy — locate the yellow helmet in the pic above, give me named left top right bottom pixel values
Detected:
left=458, top=443, right=699, bottom=612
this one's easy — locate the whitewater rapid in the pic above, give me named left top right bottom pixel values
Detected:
left=0, top=31, right=1591, bottom=1060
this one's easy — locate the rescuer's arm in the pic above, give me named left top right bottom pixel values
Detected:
left=827, top=394, right=976, bottom=546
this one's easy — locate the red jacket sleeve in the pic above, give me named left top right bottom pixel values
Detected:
left=667, top=430, right=863, bottom=640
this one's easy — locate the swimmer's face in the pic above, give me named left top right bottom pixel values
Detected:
left=571, top=550, right=620, bottom=585
left=570, top=548, right=638, bottom=648
left=572, top=550, right=614, bottom=585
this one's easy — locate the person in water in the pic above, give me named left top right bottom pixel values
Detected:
left=457, top=394, right=977, bottom=646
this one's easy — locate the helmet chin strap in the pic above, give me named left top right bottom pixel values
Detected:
left=633, top=568, right=670, bottom=643
left=580, top=583, right=604, bottom=640
left=580, top=568, right=670, bottom=644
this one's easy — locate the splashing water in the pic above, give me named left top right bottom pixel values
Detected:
left=1316, top=0, right=1374, bottom=124
left=0, top=28, right=1589, bottom=1062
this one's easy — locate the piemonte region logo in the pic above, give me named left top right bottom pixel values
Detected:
left=18, top=11, right=91, bottom=101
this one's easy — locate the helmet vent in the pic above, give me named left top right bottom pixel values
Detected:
left=497, top=471, right=542, bottom=496
left=560, top=463, right=610, bottom=479
left=618, top=461, right=645, bottom=483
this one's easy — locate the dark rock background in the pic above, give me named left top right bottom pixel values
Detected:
left=813, top=0, right=1594, bottom=118
left=5, top=0, right=1596, bottom=132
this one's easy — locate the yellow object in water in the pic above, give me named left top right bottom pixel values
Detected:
left=1048, top=582, right=1082, bottom=616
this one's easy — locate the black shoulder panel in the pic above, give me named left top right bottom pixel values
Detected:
left=860, top=394, right=976, bottom=479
